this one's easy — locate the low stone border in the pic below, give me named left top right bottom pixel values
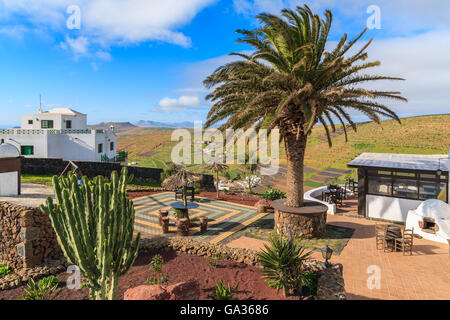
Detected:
left=0, top=258, right=68, bottom=291
left=139, top=236, right=346, bottom=300
left=317, top=264, right=346, bottom=300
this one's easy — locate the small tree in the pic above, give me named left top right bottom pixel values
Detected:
left=204, top=162, right=229, bottom=199
left=40, top=167, right=140, bottom=300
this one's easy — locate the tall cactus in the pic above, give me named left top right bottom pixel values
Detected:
left=40, top=167, right=141, bottom=300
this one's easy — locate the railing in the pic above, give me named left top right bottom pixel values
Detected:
left=0, top=129, right=106, bottom=135
left=0, top=129, right=45, bottom=134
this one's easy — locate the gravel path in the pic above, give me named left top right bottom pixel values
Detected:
left=0, top=183, right=54, bottom=208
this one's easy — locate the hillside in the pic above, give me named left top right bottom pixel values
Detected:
left=116, top=114, right=450, bottom=188
left=136, top=120, right=195, bottom=128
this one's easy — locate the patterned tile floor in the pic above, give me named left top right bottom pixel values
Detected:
left=132, top=192, right=265, bottom=244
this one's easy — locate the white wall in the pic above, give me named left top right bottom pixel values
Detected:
left=0, top=171, right=19, bottom=196
left=21, top=113, right=87, bottom=130
left=0, top=129, right=116, bottom=162
left=366, top=194, right=423, bottom=222
left=0, top=132, right=49, bottom=158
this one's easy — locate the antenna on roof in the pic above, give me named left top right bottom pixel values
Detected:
left=38, top=94, right=43, bottom=113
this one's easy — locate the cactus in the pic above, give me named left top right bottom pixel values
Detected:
left=40, top=167, right=141, bottom=300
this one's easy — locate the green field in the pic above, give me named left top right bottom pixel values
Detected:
left=23, top=114, right=449, bottom=190
left=117, top=114, right=450, bottom=176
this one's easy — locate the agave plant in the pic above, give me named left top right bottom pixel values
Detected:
left=208, top=280, right=240, bottom=300
left=204, top=4, right=406, bottom=208
left=20, top=276, right=60, bottom=300
left=257, top=235, right=312, bottom=296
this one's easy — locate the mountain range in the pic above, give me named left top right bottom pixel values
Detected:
left=89, top=120, right=195, bottom=131
left=135, top=120, right=195, bottom=128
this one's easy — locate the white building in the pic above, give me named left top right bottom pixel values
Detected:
left=0, top=108, right=117, bottom=162
left=347, top=151, right=449, bottom=223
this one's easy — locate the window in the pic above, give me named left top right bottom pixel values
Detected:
left=366, top=169, right=448, bottom=202
left=41, top=120, right=54, bottom=129
left=21, top=145, right=34, bottom=155
left=66, top=120, right=72, bottom=129
left=419, top=181, right=447, bottom=201
left=98, top=144, right=103, bottom=153
left=28, top=119, right=33, bottom=125
left=368, top=176, right=392, bottom=196
left=110, top=142, right=114, bottom=151
left=393, top=178, right=418, bottom=199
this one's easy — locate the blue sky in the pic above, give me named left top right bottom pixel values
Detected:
left=0, top=0, right=449, bottom=127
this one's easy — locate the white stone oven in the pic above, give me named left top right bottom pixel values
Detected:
left=406, top=199, right=450, bottom=244
left=0, top=141, right=21, bottom=196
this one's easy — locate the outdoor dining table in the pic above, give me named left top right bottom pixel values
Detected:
left=384, top=225, right=403, bottom=251
left=321, top=187, right=341, bottom=203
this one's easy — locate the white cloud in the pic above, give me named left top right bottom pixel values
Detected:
left=361, top=31, right=450, bottom=117
left=0, top=0, right=216, bottom=56
left=233, top=0, right=450, bottom=35
left=0, top=25, right=28, bottom=39
left=155, top=95, right=203, bottom=112
left=61, top=35, right=89, bottom=55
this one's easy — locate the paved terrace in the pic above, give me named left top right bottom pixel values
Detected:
left=228, top=199, right=450, bottom=300
left=132, top=192, right=264, bottom=244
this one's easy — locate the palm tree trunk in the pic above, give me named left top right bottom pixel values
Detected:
left=284, top=133, right=307, bottom=207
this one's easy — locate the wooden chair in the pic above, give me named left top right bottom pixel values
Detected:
left=375, top=224, right=387, bottom=250
left=395, top=228, right=414, bottom=256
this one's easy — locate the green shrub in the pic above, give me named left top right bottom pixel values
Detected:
left=20, top=276, right=60, bottom=300
left=257, top=235, right=312, bottom=297
left=261, top=189, right=286, bottom=201
left=0, top=264, right=13, bottom=277
left=161, top=163, right=179, bottom=182
left=146, top=254, right=169, bottom=285
left=301, top=271, right=319, bottom=298
left=208, top=280, right=239, bottom=300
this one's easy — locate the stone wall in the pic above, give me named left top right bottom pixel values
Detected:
left=0, top=202, right=62, bottom=271
left=21, top=157, right=163, bottom=184
left=21, top=157, right=215, bottom=189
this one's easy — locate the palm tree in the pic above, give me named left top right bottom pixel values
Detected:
left=204, top=162, right=229, bottom=199
left=203, top=5, right=406, bottom=208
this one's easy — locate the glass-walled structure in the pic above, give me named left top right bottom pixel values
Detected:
left=367, top=169, right=448, bottom=202
left=348, top=153, right=449, bottom=223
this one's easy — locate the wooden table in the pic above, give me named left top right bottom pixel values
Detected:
left=385, top=225, right=403, bottom=251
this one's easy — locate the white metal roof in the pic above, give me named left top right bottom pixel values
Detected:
left=45, top=108, right=85, bottom=116
left=0, top=143, right=20, bottom=159
left=347, top=152, right=449, bottom=172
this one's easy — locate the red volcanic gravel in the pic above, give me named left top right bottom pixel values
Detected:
left=0, top=251, right=295, bottom=300
left=127, top=190, right=165, bottom=200
left=198, top=192, right=261, bottom=207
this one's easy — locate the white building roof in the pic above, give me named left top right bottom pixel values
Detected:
left=348, top=152, right=449, bottom=172
left=43, top=108, right=85, bottom=116
left=0, top=143, right=20, bottom=159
